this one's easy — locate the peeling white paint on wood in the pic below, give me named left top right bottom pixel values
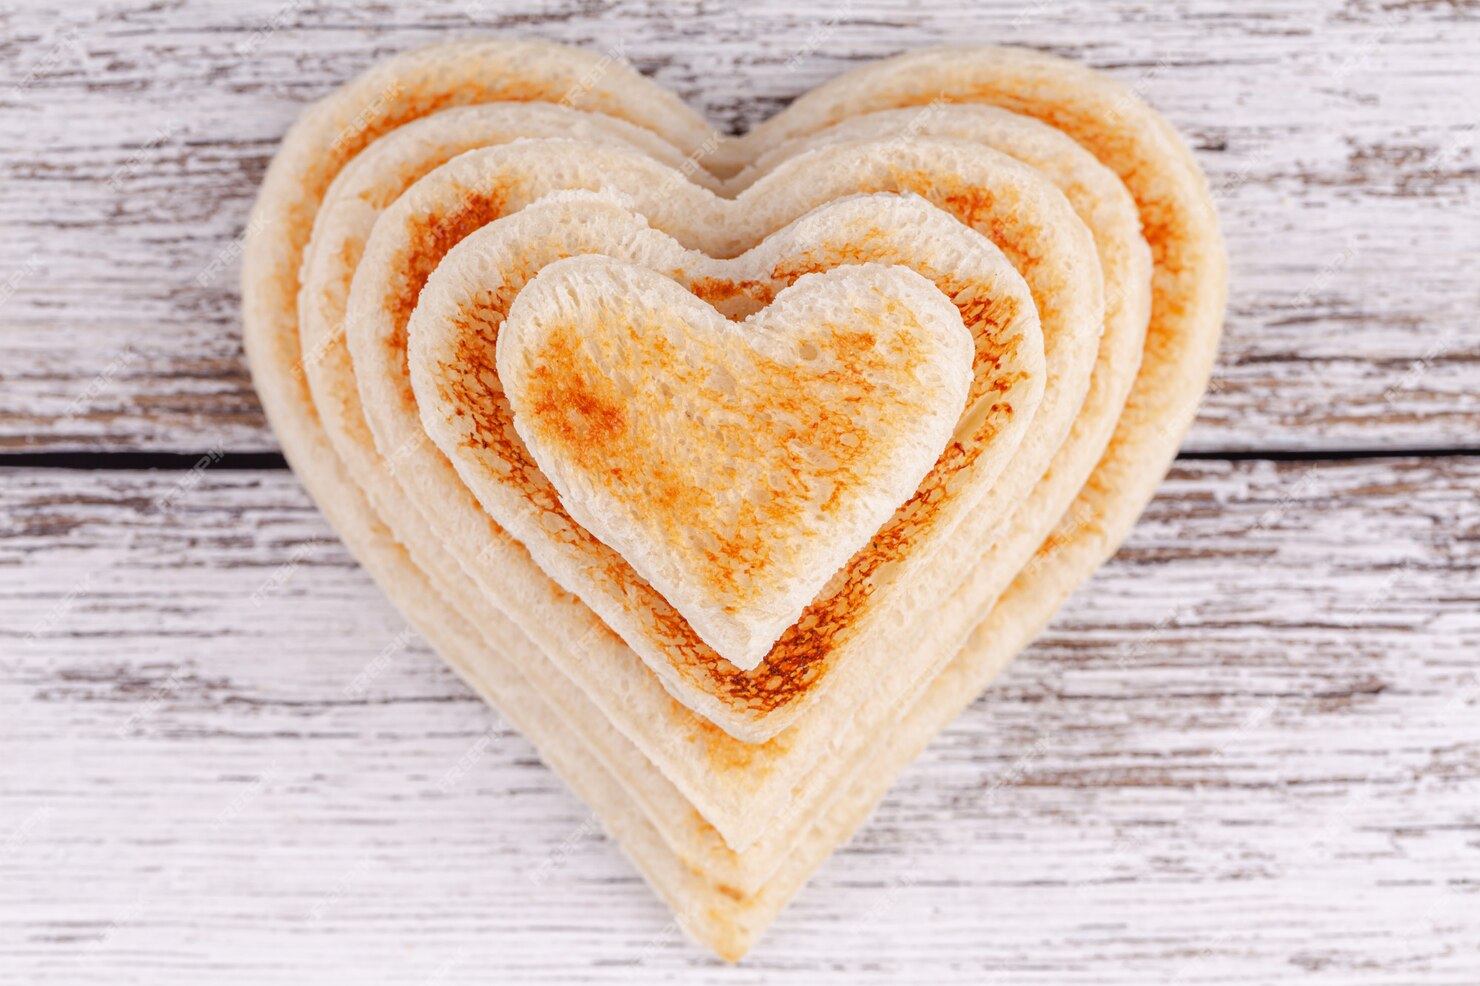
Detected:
left=0, top=0, right=1477, bottom=453
left=2, top=459, right=1477, bottom=983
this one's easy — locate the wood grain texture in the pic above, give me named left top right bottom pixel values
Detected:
left=2, top=458, right=1477, bottom=983
left=1, top=0, right=1477, bottom=453
left=3, top=1, right=1478, bottom=980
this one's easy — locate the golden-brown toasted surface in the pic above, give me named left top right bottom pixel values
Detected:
left=497, top=258, right=975, bottom=668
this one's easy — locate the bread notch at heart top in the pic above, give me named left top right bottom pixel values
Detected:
left=497, top=257, right=974, bottom=670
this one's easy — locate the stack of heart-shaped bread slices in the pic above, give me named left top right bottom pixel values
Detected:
left=243, top=38, right=1225, bottom=961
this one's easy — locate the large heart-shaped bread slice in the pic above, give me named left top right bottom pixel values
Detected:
left=496, top=258, right=976, bottom=669
left=242, top=38, right=1225, bottom=961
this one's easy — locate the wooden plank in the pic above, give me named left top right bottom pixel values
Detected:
left=1, top=0, right=1477, bottom=453
left=2, top=456, right=1476, bottom=982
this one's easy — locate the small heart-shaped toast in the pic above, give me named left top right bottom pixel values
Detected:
left=498, top=257, right=973, bottom=669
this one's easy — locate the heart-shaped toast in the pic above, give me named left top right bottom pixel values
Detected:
left=243, top=39, right=1225, bottom=961
left=494, top=258, right=976, bottom=669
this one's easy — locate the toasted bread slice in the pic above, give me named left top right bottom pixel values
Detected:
left=494, top=257, right=976, bottom=669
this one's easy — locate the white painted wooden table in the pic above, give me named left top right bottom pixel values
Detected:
left=2, top=2, right=1478, bottom=982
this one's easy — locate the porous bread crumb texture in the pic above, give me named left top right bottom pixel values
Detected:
left=881, top=88, right=1196, bottom=351
left=294, top=56, right=653, bottom=245
left=415, top=223, right=1028, bottom=714
left=383, top=184, right=515, bottom=337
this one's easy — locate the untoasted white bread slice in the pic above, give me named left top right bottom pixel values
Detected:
left=494, top=258, right=973, bottom=669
